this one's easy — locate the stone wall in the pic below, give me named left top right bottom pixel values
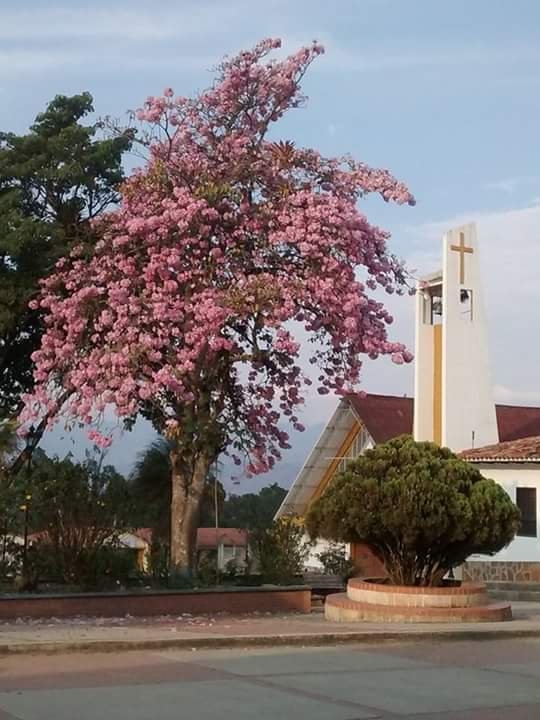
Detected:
left=463, top=561, right=540, bottom=583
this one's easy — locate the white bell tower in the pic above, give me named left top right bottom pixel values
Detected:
left=413, top=223, right=498, bottom=452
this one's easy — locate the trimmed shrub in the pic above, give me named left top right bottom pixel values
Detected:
left=306, top=435, right=520, bottom=587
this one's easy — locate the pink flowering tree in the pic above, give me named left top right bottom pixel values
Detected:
left=20, top=39, right=414, bottom=573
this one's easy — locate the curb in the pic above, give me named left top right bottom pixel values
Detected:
left=2, top=627, right=540, bottom=655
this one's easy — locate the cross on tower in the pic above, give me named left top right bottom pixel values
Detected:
left=451, top=232, right=474, bottom=284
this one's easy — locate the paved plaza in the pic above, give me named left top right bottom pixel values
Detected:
left=2, top=638, right=540, bottom=719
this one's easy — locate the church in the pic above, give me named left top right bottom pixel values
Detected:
left=277, top=223, right=540, bottom=583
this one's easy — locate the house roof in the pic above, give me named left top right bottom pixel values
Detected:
left=27, top=529, right=151, bottom=550
left=347, top=394, right=540, bottom=445
left=495, top=405, right=540, bottom=442
left=117, top=532, right=149, bottom=550
left=460, top=436, right=540, bottom=463
left=132, top=527, right=153, bottom=545
left=276, top=392, right=540, bottom=517
left=347, top=393, right=413, bottom=443
left=275, top=399, right=359, bottom=518
left=196, top=528, right=248, bottom=549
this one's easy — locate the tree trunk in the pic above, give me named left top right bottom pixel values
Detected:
left=169, top=452, right=210, bottom=574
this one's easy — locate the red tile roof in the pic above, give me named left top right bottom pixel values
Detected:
left=196, top=528, right=248, bottom=549
left=347, top=393, right=413, bottom=444
left=496, top=405, right=540, bottom=442
left=346, top=393, right=540, bottom=445
left=460, top=436, right=540, bottom=462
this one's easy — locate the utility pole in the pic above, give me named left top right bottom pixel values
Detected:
left=21, top=428, right=35, bottom=577
left=213, top=460, right=222, bottom=583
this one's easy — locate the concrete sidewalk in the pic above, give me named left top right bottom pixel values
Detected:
left=2, top=601, right=540, bottom=655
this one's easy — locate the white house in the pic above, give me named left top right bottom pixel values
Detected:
left=461, top=437, right=540, bottom=582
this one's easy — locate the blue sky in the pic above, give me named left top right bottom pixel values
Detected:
left=3, top=0, right=540, bottom=486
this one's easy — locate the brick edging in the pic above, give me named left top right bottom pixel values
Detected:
left=348, top=578, right=486, bottom=595
left=326, top=593, right=511, bottom=623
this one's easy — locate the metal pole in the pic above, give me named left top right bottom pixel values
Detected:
left=214, top=462, right=219, bottom=583
left=22, top=504, right=29, bottom=573
left=22, top=434, right=33, bottom=576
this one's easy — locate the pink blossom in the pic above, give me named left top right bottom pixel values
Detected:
left=19, top=37, right=413, bottom=477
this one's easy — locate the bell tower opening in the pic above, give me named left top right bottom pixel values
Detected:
left=422, top=283, right=443, bottom=326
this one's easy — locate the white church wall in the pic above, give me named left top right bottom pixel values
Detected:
left=413, top=287, right=435, bottom=442
left=441, top=224, right=499, bottom=451
left=414, top=224, right=500, bottom=452
left=469, top=465, right=540, bottom=564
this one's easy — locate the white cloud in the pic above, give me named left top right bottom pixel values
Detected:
left=485, top=176, right=540, bottom=194
left=494, top=385, right=540, bottom=406
left=0, top=50, right=71, bottom=74
left=0, top=2, right=251, bottom=77
left=316, top=43, right=540, bottom=74
left=0, top=5, right=244, bottom=41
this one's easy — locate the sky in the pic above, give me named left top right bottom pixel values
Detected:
left=3, top=0, right=540, bottom=489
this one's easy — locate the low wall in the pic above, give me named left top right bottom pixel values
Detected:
left=463, top=561, right=540, bottom=583
left=347, top=578, right=487, bottom=608
left=325, top=594, right=512, bottom=623
left=0, top=586, right=311, bottom=620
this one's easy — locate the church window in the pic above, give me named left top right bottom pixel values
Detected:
left=422, top=293, right=432, bottom=324
left=333, top=426, right=370, bottom=479
left=516, top=487, right=537, bottom=537
left=431, top=294, right=443, bottom=325
left=422, top=289, right=443, bottom=325
left=460, top=289, right=473, bottom=322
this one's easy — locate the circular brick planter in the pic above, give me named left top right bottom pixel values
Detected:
left=348, top=578, right=488, bottom=608
left=325, top=577, right=511, bottom=623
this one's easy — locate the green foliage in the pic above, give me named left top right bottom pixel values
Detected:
left=251, top=518, right=311, bottom=585
left=316, top=543, right=355, bottom=581
left=146, top=540, right=170, bottom=586
left=16, top=542, right=137, bottom=592
left=0, top=476, right=23, bottom=538
left=0, top=93, right=131, bottom=417
left=220, top=483, right=287, bottom=531
left=224, top=558, right=239, bottom=581
left=0, top=420, right=19, bottom=471
left=2, top=453, right=135, bottom=589
left=0, top=536, right=23, bottom=580
left=196, top=550, right=220, bottom=586
left=306, top=435, right=520, bottom=587
left=167, top=570, right=195, bottom=590
left=76, top=546, right=137, bottom=592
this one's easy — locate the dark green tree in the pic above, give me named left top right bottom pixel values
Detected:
left=306, top=435, right=520, bottom=587
left=18, top=453, right=134, bottom=586
left=0, top=420, right=18, bottom=473
left=250, top=518, right=311, bottom=584
left=221, top=483, right=287, bottom=530
left=0, top=93, right=131, bottom=426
